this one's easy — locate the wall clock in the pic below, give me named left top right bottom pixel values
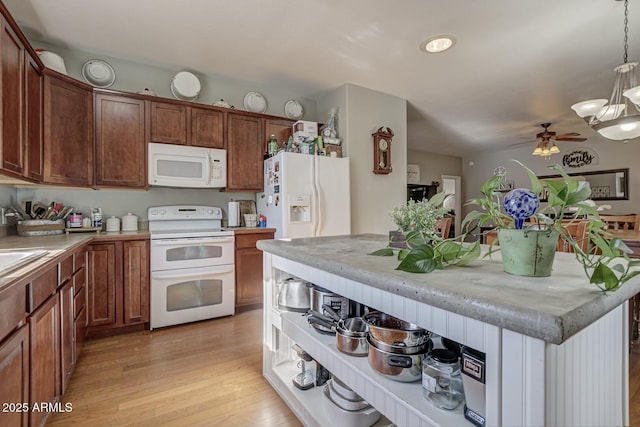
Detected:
left=372, top=127, right=394, bottom=174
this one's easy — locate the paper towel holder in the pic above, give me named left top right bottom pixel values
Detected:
left=228, top=201, right=241, bottom=227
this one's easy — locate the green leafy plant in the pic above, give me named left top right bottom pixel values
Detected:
left=462, top=159, right=640, bottom=291
left=370, top=192, right=481, bottom=273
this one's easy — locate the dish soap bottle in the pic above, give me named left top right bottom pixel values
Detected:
left=268, top=134, right=279, bottom=157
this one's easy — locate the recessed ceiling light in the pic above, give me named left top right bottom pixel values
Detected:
left=420, top=35, right=456, bottom=53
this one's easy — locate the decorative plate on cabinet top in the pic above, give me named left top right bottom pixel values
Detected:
left=170, top=71, right=201, bottom=101
left=243, top=91, right=267, bottom=113
left=284, top=100, right=304, bottom=120
left=81, top=59, right=116, bottom=88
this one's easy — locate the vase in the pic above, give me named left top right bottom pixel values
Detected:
left=497, top=228, right=558, bottom=277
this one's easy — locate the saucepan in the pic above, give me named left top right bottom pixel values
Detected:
left=363, top=311, right=429, bottom=346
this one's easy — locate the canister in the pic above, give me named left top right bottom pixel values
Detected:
left=121, top=213, right=138, bottom=231
left=422, top=349, right=465, bottom=411
left=106, top=216, right=120, bottom=232
left=69, top=212, right=82, bottom=228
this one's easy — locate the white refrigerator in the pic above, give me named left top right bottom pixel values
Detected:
left=257, top=152, right=350, bottom=239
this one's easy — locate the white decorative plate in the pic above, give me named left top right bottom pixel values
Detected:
left=284, top=99, right=304, bottom=120
left=170, top=71, right=201, bottom=101
left=81, top=59, right=116, bottom=88
left=243, top=91, right=267, bottom=113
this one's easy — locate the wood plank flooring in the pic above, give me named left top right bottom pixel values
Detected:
left=48, top=309, right=301, bottom=427
left=50, top=309, right=640, bottom=427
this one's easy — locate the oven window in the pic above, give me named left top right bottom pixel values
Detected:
left=166, top=245, right=223, bottom=261
left=166, top=279, right=223, bottom=311
left=157, top=159, right=203, bottom=178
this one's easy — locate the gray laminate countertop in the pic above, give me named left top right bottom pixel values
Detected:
left=257, top=233, right=640, bottom=344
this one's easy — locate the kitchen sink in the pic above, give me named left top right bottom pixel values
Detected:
left=0, top=249, right=48, bottom=276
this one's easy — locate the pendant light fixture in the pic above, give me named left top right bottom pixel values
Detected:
left=571, top=0, right=640, bottom=141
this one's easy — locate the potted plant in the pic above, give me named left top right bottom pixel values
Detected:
left=370, top=192, right=481, bottom=273
left=462, top=160, right=640, bottom=291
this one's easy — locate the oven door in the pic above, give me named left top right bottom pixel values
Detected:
left=151, top=236, right=234, bottom=271
left=151, top=264, right=235, bottom=329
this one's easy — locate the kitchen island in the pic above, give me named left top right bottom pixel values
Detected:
left=258, top=234, right=639, bottom=427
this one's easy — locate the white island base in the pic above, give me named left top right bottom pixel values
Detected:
left=262, top=250, right=630, bottom=427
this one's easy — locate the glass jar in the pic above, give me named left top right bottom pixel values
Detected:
left=422, top=349, right=465, bottom=411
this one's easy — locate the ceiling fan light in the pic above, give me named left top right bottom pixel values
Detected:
left=596, top=103, right=625, bottom=121
left=541, top=147, right=550, bottom=155
left=532, top=146, right=543, bottom=155
left=571, top=99, right=608, bottom=118
left=623, top=85, right=640, bottom=104
left=549, top=144, right=560, bottom=154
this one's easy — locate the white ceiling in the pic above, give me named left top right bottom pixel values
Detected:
left=5, top=0, right=640, bottom=157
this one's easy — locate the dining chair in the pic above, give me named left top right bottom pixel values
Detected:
left=599, top=214, right=640, bottom=231
left=557, top=221, right=589, bottom=253
left=436, top=217, right=452, bottom=239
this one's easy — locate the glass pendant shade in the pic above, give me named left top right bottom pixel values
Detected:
left=549, top=144, right=560, bottom=154
left=623, top=85, right=640, bottom=103
left=594, top=116, right=640, bottom=139
left=596, top=103, right=626, bottom=121
left=571, top=99, right=608, bottom=118
left=532, top=146, right=543, bottom=155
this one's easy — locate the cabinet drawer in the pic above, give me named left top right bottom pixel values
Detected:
left=0, top=283, right=27, bottom=342
left=59, top=254, right=73, bottom=285
left=74, top=286, right=86, bottom=319
left=235, top=233, right=273, bottom=249
left=73, top=266, right=86, bottom=294
left=28, top=267, right=57, bottom=312
left=74, top=250, right=86, bottom=272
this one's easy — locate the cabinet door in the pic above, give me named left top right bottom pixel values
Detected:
left=94, top=94, right=146, bottom=188
left=87, top=242, right=119, bottom=328
left=191, top=107, right=224, bottom=148
left=227, top=113, right=264, bottom=191
left=122, top=240, right=149, bottom=324
left=265, top=118, right=294, bottom=154
left=0, top=18, right=25, bottom=176
left=0, top=326, right=29, bottom=427
left=29, top=295, right=60, bottom=427
left=235, top=232, right=273, bottom=311
left=59, top=280, right=74, bottom=395
left=43, top=75, right=93, bottom=186
left=150, top=102, right=187, bottom=144
left=25, top=55, right=43, bottom=181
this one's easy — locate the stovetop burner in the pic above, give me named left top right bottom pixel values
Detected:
left=148, top=205, right=232, bottom=238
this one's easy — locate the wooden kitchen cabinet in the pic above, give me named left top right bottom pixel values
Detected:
left=94, top=93, right=147, bottom=188
left=0, top=16, right=25, bottom=177
left=227, top=112, right=264, bottom=191
left=0, top=325, right=29, bottom=427
left=25, top=55, right=43, bottom=181
left=265, top=118, right=294, bottom=154
left=235, top=231, right=275, bottom=312
left=150, top=101, right=225, bottom=148
left=43, top=73, right=93, bottom=186
left=58, top=279, right=74, bottom=395
left=87, top=239, right=149, bottom=335
left=29, top=294, right=60, bottom=427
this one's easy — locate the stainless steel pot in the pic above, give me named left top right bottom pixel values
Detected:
left=367, top=335, right=429, bottom=382
left=363, top=311, right=429, bottom=346
left=277, top=278, right=311, bottom=312
left=335, top=317, right=368, bottom=357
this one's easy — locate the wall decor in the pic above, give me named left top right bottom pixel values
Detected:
left=372, top=127, right=394, bottom=174
left=538, top=168, right=628, bottom=201
left=407, top=164, right=420, bottom=184
left=561, top=148, right=599, bottom=169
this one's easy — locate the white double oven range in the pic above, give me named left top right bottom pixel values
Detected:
left=148, top=205, right=235, bottom=329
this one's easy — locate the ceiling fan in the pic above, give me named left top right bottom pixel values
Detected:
left=531, top=123, right=587, bottom=157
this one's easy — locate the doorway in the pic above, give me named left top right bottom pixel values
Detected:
left=441, top=175, right=461, bottom=237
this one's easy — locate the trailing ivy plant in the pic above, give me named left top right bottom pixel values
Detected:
left=370, top=191, right=481, bottom=273
left=462, top=159, right=640, bottom=292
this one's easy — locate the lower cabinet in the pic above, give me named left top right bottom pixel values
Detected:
left=29, top=294, right=60, bottom=427
left=235, top=231, right=275, bottom=312
left=87, top=239, right=149, bottom=335
left=0, top=325, right=29, bottom=427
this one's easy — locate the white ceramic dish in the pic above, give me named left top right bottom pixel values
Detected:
left=81, top=59, right=116, bottom=88
left=331, top=376, right=362, bottom=401
left=323, top=386, right=381, bottom=427
left=243, top=91, right=267, bottom=113
left=327, top=380, right=369, bottom=411
left=284, top=99, right=304, bottom=120
left=171, top=71, right=201, bottom=101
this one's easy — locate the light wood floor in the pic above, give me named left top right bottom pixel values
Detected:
left=50, top=309, right=640, bottom=427
left=49, top=309, right=301, bottom=427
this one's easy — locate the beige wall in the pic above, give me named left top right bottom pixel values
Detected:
left=406, top=150, right=462, bottom=186
left=318, top=84, right=407, bottom=234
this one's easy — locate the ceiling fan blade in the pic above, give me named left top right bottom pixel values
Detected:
left=555, top=137, right=587, bottom=142
left=555, top=132, right=581, bottom=139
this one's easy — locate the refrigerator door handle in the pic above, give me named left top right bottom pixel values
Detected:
left=311, top=154, right=322, bottom=237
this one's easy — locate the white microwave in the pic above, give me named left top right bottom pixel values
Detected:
left=148, top=142, right=227, bottom=188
